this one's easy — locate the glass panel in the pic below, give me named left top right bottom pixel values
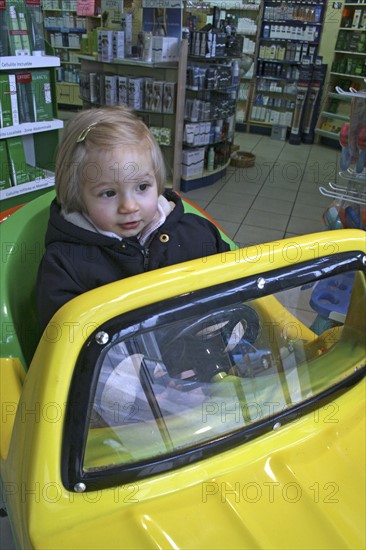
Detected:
left=84, top=270, right=365, bottom=472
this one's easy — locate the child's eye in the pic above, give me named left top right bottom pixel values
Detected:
left=100, top=189, right=116, bottom=198
left=138, top=182, right=150, bottom=191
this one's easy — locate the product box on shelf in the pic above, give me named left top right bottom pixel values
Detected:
left=97, top=29, right=114, bottom=62
left=151, top=36, right=178, bottom=62
left=121, top=12, right=132, bottom=56
left=25, top=0, right=45, bottom=55
left=4, top=0, right=45, bottom=56
left=128, top=77, right=143, bottom=110
left=26, top=163, right=45, bottom=182
left=0, top=74, right=19, bottom=127
left=77, top=0, right=96, bottom=17
left=16, top=72, right=33, bottom=123
left=112, top=30, right=124, bottom=60
left=162, top=81, right=175, bottom=113
left=6, top=136, right=29, bottom=185
left=30, top=70, right=53, bottom=121
left=0, top=141, right=12, bottom=190
left=89, top=72, right=98, bottom=103
left=150, top=126, right=171, bottom=146
left=152, top=80, right=163, bottom=112
left=0, top=2, right=9, bottom=56
left=104, top=74, right=117, bottom=105
left=182, top=147, right=205, bottom=178
left=100, top=0, right=124, bottom=30
left=117, top=75, right=128, bottom=106
left=7, top=1, right=31, bottom=56
left=144, top=77, right=153, bottom=110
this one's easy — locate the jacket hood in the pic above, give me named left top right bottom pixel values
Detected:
left=45, top=189, right=182, bottom=248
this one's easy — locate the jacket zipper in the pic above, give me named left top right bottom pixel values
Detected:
left=143, top=247, right=150, bottom=269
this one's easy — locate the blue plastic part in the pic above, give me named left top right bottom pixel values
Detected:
left=309, top=272, right=355, bottom=319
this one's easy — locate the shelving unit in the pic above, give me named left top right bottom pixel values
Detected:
left=78, top=42, right=187, bottom=190
left=42, top=0, right=100, bottom=108
left=0, top=55, right=63, bottom=210
left=315, top=2, right=366, bottom=145
left=226, top=1, right=262, bottom=129
left=182, top=52, right=239, bottom=191
left=247, top=0, right=326, bottom=136
left=320, top=87, right=365, bottom=232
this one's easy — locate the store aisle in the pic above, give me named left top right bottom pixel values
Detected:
left=182, top=133, right=341, bottom=247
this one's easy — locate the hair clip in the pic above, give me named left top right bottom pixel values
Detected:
left=76, top=122, right=98, bottom=143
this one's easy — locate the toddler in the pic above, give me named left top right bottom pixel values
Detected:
left=37, top=106, right=230, bottom=330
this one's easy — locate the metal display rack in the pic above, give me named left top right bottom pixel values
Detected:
left=320, top=84, right=366, bottom=230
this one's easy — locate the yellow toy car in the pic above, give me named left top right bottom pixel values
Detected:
left=1, top=191, right=365, bottom=549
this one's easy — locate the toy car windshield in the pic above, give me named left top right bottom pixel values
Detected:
left=63, top=261, right=365, bottom=491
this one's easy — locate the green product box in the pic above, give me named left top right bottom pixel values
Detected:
left=30, top=69, right=53, bottom=122
left=6, top=136, right=29, bottom=185
left=26, top=163, right=45, bottom=182
left=7, top=0, right=32, bottom=56
left=16, top=71, right=34, bottom=123
left=0, top=141, right=12, bottom=190
left=0, top=73, right=19, bottom=127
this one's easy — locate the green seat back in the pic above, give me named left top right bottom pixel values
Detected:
left=0, top=190, right=55, bottom=369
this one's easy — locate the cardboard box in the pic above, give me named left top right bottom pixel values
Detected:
left=112, top=30, right=124, bottom=60
left=151, top=80, right=163, bottom=112
left=0, top=74, right=19, bottom=127
left=150, top=126, right=171, bottom=146
left=104, top=74, right=118, bottom=105
left=30, top=70, right=53, bottom=122
left=162, top=81, right=175, bottom=113
left=128, top=77, right=143, bottom=110
left=117, top=76, right=128, bottom=105
left=144, top=78, right=154, bottom=111
left=0, top=141, right=12, bottom=190
left=16, top=72, right=34, bottom=123
left=271, top=124, right=287, bottom=141
left=100, top=0, right=124, bottom=29
left=6, top=136, right=29, bottom=185
left=121, top=12, right=132, bottom=56
left=152, top=36, right=178, bottom=62
left=7, top=2, right=31, bottom=56
left=97, top=29, right=113, bottom=62
left=26, top=163, right=45, bottom=182
left=89, top=72, right=98, bottom=103
left=182, top=147, right=205, bottom=178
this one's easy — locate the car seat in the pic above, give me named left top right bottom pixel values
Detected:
left=0, top=191, right=235, bottom=371
left=0, top=190, right=55, bottom=369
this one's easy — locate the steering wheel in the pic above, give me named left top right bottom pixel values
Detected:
left=160, top=304, right=260, bottom=383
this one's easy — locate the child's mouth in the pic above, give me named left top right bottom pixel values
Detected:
left=119, top=221, right=140, bottom=230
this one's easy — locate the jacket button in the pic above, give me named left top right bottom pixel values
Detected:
left=159, top=234, right=170, bottom=243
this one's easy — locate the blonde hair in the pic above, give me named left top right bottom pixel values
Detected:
left=55, top=106, right=166, bottom=212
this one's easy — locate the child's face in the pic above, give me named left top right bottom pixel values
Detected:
left=80, top=144, right=160, bottom=239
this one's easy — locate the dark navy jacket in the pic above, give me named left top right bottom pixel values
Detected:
left=36, top=189, right=231, bottom=331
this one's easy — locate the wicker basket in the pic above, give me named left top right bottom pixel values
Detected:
left=230, top=151, right=256, bottom=168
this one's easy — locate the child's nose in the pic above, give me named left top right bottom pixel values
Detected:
left=118, top=195, right=138, bottom=212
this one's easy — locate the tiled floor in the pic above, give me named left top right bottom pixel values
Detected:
left=181, top=132, right=342, bottom=246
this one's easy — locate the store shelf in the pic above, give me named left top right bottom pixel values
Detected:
left=315, top=2, right=366, bottom=145
left=1, top=52, right=62, bottom=210
left=0, top=120, right=64, bottom=139
left=180, top=159, right=231, bottom=192
left=321, top=112, right=350, bottom=122
left=78, top=40, right=187, bottom=191
left=0, top=56, right=60, bottom=70
left=0, top=172, right=55, bottom=201
left=42, top=1, right=100, bottom=107
left=244, top=0, right=326, bottom=140
left=314, top=128, right=340, bottom=139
